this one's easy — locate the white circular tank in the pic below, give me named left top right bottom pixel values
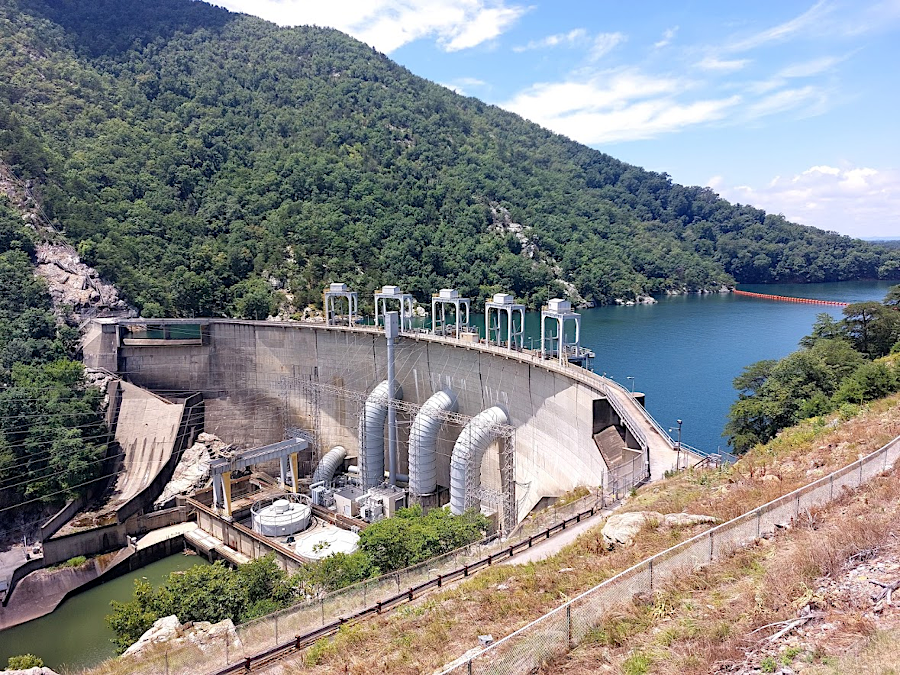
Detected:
left=251, top=496, right=312, bottom=537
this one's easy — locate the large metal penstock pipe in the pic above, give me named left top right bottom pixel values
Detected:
left=449, top=406, right=509, bottom=515
left=311, top=445, right=347, bottom=485
left=408, top=389, right=458, bottom=496
left=360, top=380, right=403, bottom=489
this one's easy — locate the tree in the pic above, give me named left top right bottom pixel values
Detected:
left=842, top=302, right=900, bottom=358
left=232, top=278, right=277, bottom=320
left=885, top=284, right=900, bottom=309
left=798, top=313, right=845, bottom=349
left=832, top=362, right=899, bottom=405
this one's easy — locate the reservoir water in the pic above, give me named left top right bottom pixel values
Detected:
left=0, top=553, right=209, bottom=671
left=0, top=280, right=893, bottom=671
left=564, top=280, right=896, bottom=454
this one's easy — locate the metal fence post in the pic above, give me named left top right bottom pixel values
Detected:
left=756, top=509, right=761, bottom=538
left=708, top=531, right=714, bottom=562
left=320, top=597, right=325, bottom=625
left=275, top=614, right=278, bottom=645
left=830, top=474, right=834, bottom=501
left=649, top=559, right=653, bottom=590
left=859, top=461, right=863, bottom=485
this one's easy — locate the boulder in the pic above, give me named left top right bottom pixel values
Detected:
left=123, top=615, right=182, bottom=656
left=154, top=433, right=230, bottom=507
left=123, top=615, right=241, bottom=658
left=602, top=511, right=719, bottom=547
left=33, top=243, right=133, bottom=319
left=5, top=668, right=61, bottom=675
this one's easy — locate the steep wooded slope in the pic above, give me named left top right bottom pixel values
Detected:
left=2, top=0, right=898, bottom=316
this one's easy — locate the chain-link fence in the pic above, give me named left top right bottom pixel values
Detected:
left=439, top=434, right=900, bottom=674
left=100, top=487, right=607, bottom=674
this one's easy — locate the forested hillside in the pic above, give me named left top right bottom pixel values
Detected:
left=0, top=200, right=107, bottom=508
left=1, top=0, right=898, bottom=317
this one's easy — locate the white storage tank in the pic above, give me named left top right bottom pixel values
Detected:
left=251, top=496, right=312, bottom=537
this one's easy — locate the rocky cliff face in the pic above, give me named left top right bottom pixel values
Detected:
left=34, top=243, right=132, bottom=319
left=0, top=160, right=134, bottom=321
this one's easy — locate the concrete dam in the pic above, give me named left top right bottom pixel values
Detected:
left=84, top=316, right=684, bottom=529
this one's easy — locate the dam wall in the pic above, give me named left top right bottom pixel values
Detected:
left=109, top=321, right=655, bottom=521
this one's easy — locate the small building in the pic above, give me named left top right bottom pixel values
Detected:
left=333, top=485, right=365, bottom=518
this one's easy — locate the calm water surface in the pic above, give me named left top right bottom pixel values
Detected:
left=569, top=281, right=895, bottom=453
left=0, top=553, right=209, bottom=671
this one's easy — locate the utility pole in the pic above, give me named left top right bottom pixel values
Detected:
left=676, top=419, right=683, bottom=470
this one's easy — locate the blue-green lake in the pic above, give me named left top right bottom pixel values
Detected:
left=569, top=281, right=896, bottom=453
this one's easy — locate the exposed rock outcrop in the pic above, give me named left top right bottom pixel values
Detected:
left=4, top=668, right=61, bottom=675
left=34, top=243, right=132, bottom=319
left=123, top=615, right=241, bottom=658
left=153, top=433, right=231, bottom=507
left=601, top=511, right=719, bottom=547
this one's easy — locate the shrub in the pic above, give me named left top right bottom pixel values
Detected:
left=7, top=654, right=44, bottom=668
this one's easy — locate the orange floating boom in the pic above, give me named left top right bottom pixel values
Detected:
left=733, top=289, right=848, bottom=307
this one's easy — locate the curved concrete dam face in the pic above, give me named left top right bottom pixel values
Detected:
left=104, top=320, right=638, bottom=524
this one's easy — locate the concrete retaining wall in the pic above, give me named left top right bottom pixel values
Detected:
left=114, top=322, right=618, bottom=522
left=43, top=523, right=128, bottom=567
left=193, top=504, right=306, bottom=574
left=40, top=497, right=87, bottom=541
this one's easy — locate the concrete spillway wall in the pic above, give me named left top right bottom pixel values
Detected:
left=108, top=321, right=642, bottom=522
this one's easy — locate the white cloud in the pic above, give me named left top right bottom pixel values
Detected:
left=776, top=55, right=842, bottom=78
left=210, top=0, right=528, bottom=53
left=512, top=29, right=624, bottom=61
left=725, top=0, right=834, bottom=52
left=513, top=28, right=588, bottom=52
left=654, top=26, right=678, bottom=48
left=713, top=165, right=900, bottom=238
left=588, top=32, right=626, bottom=61
left=742, top=85, right=824, bottom=119
left=696, top=56, right=751, bottom=72
left=503, top=71, right=741, bottom=143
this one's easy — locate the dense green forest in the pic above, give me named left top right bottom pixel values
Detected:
left=0, top=199, right=107, bottom=509
left=725, top=286, right=900, bottom=451
left=107, top=506, right=488, bottom=650
left=1, top=0, right=897, bottom=318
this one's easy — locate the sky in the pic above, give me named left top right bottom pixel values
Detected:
left=209, top=0, right=900, bottom=238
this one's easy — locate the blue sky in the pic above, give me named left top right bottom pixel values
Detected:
left=211, top=0, right=900, bottom=238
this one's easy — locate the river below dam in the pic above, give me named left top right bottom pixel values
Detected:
left=0, top=553, right=209, bottom=671
left=0, top=280, right=894, bottom=671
